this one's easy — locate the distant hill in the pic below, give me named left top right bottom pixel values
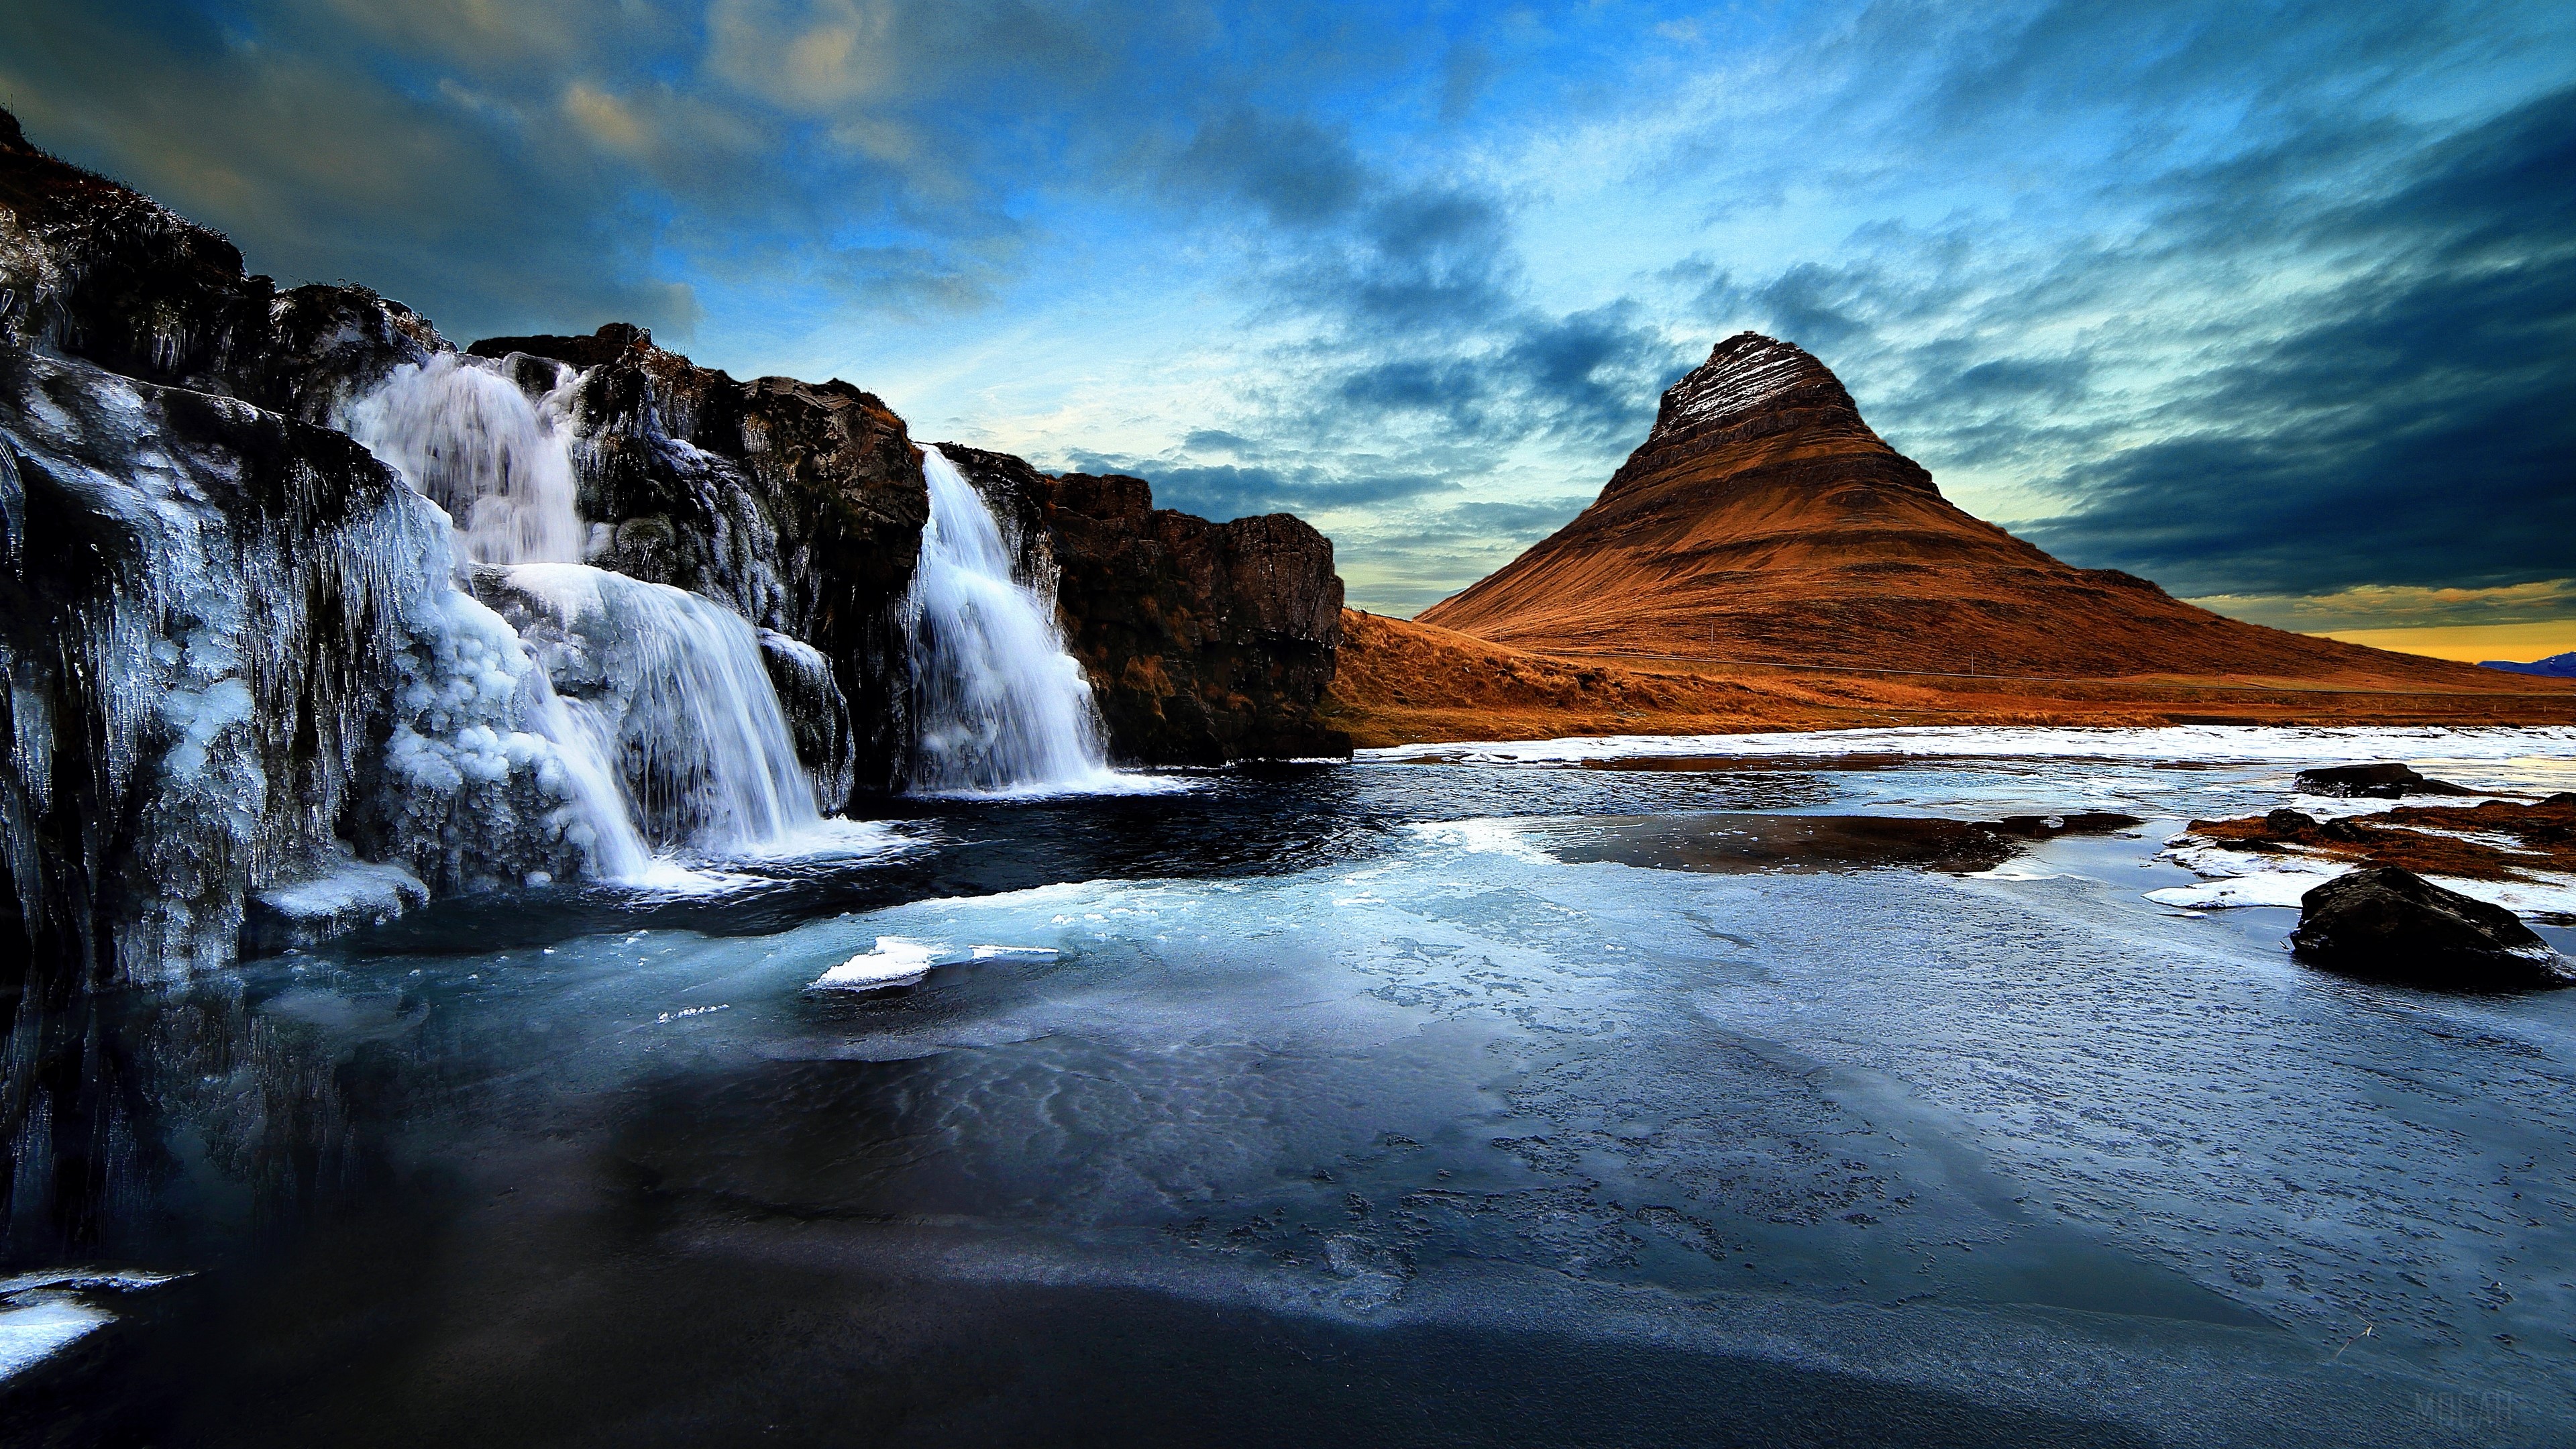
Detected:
left=2482, top=651, right=2576, bottom=678
left=1416, top=333, right=2515, bottom=689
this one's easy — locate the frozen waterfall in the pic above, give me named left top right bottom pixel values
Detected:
left=347, top=353, right=828, bottom=873
left=906, top=447, right=1117, bottom=794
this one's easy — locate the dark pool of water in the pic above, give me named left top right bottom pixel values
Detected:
left=5, top=750, right=2573, bottom=1447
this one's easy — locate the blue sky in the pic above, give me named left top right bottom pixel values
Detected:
left=6, top=1, right=2572, bottom=644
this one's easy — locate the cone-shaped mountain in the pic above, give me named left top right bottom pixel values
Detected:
left=1419, top=333, right=2492, bottom=683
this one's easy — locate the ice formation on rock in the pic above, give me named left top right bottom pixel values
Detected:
left=348, top=354, right=826, bottom=865
left=0, top=350, right=596, bottom=982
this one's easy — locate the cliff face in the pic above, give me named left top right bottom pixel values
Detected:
left=941, top=445, right=1349, bottom=765
left=1419, top=332, right=2509, bottom=686
left=469, top=334, right=1352, bottom=777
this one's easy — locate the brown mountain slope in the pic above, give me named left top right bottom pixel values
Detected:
left=1326, top=610, right=2576, bottom=748
left=1416, top=332, right=2520, bottom=689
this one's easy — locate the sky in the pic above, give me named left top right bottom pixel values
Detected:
left=5, top=1, right=2572, bottom=655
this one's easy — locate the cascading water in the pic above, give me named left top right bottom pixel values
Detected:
left=345, top=353, right=826, bottom=872
left=490, top=564, right=822, bottom=852
left=341, top=354, right=588, bottom=566
left=906, top=446, right=1117, bottom=794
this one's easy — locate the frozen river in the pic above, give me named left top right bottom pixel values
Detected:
left=7, top=728, right=2573, bottom=1447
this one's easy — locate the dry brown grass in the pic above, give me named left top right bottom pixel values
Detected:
left=1325, top=612, right=2576, bottom=749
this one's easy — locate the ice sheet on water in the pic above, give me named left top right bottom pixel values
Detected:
left=908, top=768, right=1197, bottom=802
left=1404, top=819, right=1553, bottom=862
left=813, top=936, right=941, bottom=991
left=2146, top=839, right=2576, bottom=916
left=0, top=1268, right=184, bottom=1382
left=0, top=1296, right=111, bottom=1381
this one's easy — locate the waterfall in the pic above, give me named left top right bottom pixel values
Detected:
left=346, top=354, right=826, bottom=875
left=341, top=354, right=588, bottom=566
left=906, top=446, right=1116, bottom=794
left=490, top=564, right=822, bottom=853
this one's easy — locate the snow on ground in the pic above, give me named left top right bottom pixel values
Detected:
left=1363, top=724, right=2576, bottom=777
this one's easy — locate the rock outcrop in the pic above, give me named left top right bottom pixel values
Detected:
left=2291, top=763, right=2476, bottom=798
left=938, top=445, right=1348, bottom=765
left=1417, top=332, right=2543, bottom=688
left=2186, top=794, right=2576, bottom=885
left=1, top=108, right=443, bottom=420
left=2289, top=866, right=2567, bottom=990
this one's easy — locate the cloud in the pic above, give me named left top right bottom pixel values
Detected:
left=1055, top=451, right=1458, bottom=522
left=2188, top=580, right=2576, bottom=633
left=4, top=0, right=2565, bottom=624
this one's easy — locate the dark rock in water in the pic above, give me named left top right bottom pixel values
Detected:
left=2255, top=808, right=2367, bottom=844
left=940, top=444, right=1350, bottom=765
left=2292, top=762, right=2475, bottom=798
left=2289, top=867, right=2567, bottom=990
left=2479, top=651, right=2576, bottom=678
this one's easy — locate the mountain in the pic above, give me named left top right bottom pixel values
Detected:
left=2482, top=652, right=2576, bottom=678
left=1417, top=333, right=2508, bottom=686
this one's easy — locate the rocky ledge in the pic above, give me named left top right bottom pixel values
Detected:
left=2290, top=762, right=2476, bottom=798
left=2185, top=794, right=2576, bottom=885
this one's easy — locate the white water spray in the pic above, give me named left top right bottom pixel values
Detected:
left=496, top=564, right=822, bottom=853
left=906, top=447, right=1117, bottom=794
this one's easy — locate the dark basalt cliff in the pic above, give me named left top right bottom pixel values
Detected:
left=1, top=109, right=444, bottom=421
left=939, top=445, right=1348, bottom=765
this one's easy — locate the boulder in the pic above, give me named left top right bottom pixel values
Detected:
left=2288, top=867, right=2567, bottom=990
left=2292, top=762, right=2476, bottom=798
